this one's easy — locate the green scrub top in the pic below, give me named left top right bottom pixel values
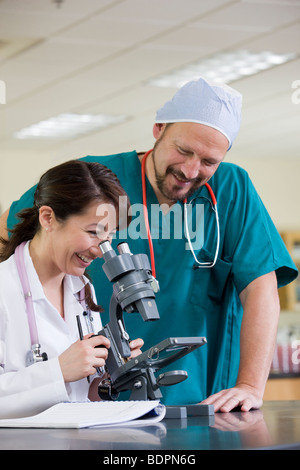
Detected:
left=7, top=151, right=298, bottom=405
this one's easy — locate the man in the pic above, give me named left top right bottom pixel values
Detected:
left=0, top=78, right=297, bottom=411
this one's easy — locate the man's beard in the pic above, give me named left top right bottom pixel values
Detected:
left=152, top=146, right=203, bottom=203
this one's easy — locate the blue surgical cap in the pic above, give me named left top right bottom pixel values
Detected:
left=155, top=78, right=242, bottom=150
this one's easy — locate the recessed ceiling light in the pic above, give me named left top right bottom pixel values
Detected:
left=147, top=50, right=298, bottom=87
left=14, top=113, right=128, bottom=139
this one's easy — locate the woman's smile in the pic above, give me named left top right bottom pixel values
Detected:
left=75, top=252, right=94, bottom=267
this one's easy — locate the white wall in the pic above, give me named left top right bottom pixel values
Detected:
left=227, top=155, right=300, bottom=232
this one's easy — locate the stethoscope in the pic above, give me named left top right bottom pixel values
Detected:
left=141, top=150, right=220, bottom=278
left=15, top=241, right=96, bottom=366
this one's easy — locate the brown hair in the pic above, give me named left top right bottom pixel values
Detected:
left=0, top=159, right=131, bottom=312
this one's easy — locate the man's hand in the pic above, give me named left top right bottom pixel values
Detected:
left=200, top=383, right=263, bottom=412
left=201, top=272, right=279, bottom=413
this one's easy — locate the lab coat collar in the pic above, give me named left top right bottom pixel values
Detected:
left=21, top=241, right=89, bottom=301
left=63, top=272, right=89, bottom=301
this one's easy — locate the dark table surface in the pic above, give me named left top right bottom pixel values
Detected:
left=0, top=400, right=299, bottom=451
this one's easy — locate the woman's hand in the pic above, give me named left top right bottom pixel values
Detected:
left=88, top=337, right=144, bottom=401
left=129, top=338, right=144, bottom=358
left=58, top=334, right=110, bottom=383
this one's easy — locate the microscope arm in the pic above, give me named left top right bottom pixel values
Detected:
left=107, top=295, right=131, bottom=359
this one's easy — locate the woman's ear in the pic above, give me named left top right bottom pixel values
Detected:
left=38, top=206, right=55, bottom=232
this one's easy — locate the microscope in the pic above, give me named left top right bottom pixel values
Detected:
left=95, top=241, right=208, bottom=412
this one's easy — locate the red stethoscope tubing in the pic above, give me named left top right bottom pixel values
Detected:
left=141, top=150, right=156, bottom=277
left=141, top=150, right=217, bottom=277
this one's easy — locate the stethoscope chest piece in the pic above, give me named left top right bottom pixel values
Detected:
left=14, top=242, right=49, bottom=367
left=26, top=344, right=48, bottom=367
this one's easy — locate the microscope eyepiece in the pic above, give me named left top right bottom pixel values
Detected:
left=117, top=242, right=132, bottom=255
left=99, top=240, right=112, bottom=255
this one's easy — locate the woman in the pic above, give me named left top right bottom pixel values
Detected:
left=0, top=159, right=143, bottom=418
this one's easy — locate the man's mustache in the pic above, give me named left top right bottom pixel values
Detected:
left=166, top=167, right=202, bottom=185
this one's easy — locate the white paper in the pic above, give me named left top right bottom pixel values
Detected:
left=0, top=400, right=166, bottom=428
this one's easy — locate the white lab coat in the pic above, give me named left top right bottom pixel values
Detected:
left=0, top=241, right=103, bottom=418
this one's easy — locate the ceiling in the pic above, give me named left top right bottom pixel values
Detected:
left=0, top=0, right=300, bottom=212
